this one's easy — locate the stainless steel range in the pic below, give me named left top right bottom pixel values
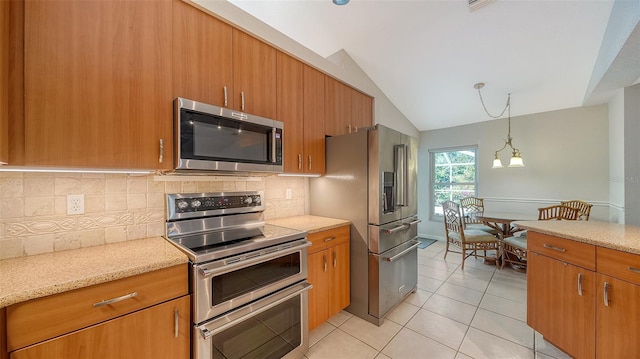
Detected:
left=164, top=191, right=311, bottom=359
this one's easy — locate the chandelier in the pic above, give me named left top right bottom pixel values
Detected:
left=473, top=83, right=524, bottom=168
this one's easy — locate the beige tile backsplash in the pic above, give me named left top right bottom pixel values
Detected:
left=0, top=172, right=307, bottom=259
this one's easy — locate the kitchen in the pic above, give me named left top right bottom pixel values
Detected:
left=1, top=0, right=639, bottom=358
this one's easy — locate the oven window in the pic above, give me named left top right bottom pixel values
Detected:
left=212, top=252, right=301, bottom=306
left=212, top=296, right=302, bottom=359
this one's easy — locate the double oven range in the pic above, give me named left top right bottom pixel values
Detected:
left=165, top=191, right=311, bottom=359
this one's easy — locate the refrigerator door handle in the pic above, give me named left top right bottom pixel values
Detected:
left=394, top=144, right=409, bottom=207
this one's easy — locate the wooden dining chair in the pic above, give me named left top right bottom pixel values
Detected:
left=442, top=200, right=499, bottom=270
left=501, top=205, right=579, bottom=270
left=459, top=197, right=499, bottom=235
left=560, top=200, right=593, bottom=221
left=538, top=205, right=580, bottom=220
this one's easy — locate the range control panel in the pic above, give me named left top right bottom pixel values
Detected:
left=166, top=191, right=265, bottom=220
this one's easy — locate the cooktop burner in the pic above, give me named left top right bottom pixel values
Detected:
left=164, top=191, right=306, bottom=263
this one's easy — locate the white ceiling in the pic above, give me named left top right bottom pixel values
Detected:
left=226, top=0, right=616, bottom=131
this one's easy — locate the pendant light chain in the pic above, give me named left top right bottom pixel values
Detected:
left=476, top=87, right=510, bottom=119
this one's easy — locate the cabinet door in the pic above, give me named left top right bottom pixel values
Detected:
left=0, top=0, right=8, bottom=164
left=173, top=0, right=233, bottom=108
left=303, top=65, right=325, bottom=174
left=324, top=77, right=351, bottom=137
left=10, top=295, right=190, bottom=359
left=308, top=250, right=329, bottom=331
left=24, top=0, right=173, bottom=169
left=276, top=52, right=304, bottom=173
left=232, top=30, right=276, bottom=119
left=527, top=253, right=595, bottom=359
left=352, top=90, right=373, bottom=132
left=596, top=274, right=640, bottom=358
left=329, top=241, right=350, bottom=315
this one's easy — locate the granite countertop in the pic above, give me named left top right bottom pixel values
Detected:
left=0, top=237, right=188, bottom=308
left=267, top=215, right=350, bottom=234
left=513, top=220, right=640, bottom=255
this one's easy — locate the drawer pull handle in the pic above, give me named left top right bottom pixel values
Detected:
left=333, top=251, right=337, bottom=268
left=543, top=244, right=566, bottom=252
left=385, top=225, right=407, bottom=234
left=603, top=282, right=610, bottom=307
left=323, top=236, right=336, bottom=242
left=629, top=267, right=640, bottom=274
left=223, top=86, right=228, bottom=107
left=323, top=254, right=327, bottom=272
left=577, top=273, right=583, bottom=296
left=174, top=309, right=179, bottom=338
left=93, top=292, right=138, bottom=308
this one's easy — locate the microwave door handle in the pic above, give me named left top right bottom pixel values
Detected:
left=271, top=128, right=277, bottom=163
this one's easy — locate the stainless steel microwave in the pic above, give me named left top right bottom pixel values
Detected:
left=174, top=98, right=283, bottom=173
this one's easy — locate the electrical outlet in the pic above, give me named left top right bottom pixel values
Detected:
left=286, top=188, right=292, bottom=199
left=67, top=194, right=85, bottom=215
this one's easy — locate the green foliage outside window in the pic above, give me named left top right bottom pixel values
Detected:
left=432, top=148, right=477, bottom=215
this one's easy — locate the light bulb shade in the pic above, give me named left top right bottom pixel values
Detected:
left=492, top=158, right=504, bottom=168
left=333, top=0, right=349, bottom=5
left=508, top=155, right=524, bottom=167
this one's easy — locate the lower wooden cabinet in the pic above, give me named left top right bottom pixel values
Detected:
left=595, top=246, right=640, bottom=358
left=5, top=264, right=190, bottom=359
left=527, top=252, right=595, bottom=359
left=528, top=232, right=640, bottom=359
left=10, top=295, right=190, bottom=359
left=308, top=225, right=350, bottom=331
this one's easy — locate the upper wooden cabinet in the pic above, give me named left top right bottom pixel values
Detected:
left=276, top=52, right=304, bottom=173
left=173, top=3, right=276, bottom=119
left=277, top=53, right=325, bottom=175
left=325, top=76, right=372, bottom=137
left=325, top=77, right=352, bottom=137
left=23, top=0, right=173, bottom=169
left=173, top=0, right=233, bottom=108
left=233, top=30, right=277, bottom=119
left=303, top=64, right=326, bottom=174
left=0, top=0, right=9, bottom=164
left=352, top=88, right=373, bottom=132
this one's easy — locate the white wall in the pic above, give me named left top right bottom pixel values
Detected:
left=191, top=0, right=418, bottom=138
left=624, top=84, right=640, bottom=225
left=609, top=89, right=625, bottom=223
left=418, top=105, right=610, bottom=240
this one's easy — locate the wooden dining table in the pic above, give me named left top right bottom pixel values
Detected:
left=476, top=212, right=538, bottom=238
left=476, top=212, right=538, bottom=271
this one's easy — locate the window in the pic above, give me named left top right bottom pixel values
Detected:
left=430, top=147, right=478, bottom=216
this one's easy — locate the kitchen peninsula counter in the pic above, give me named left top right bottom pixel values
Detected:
left=268, top=215, right=350, bottom=234
left=513, top=220, right=640, bottom=255
left=0, top=237, right=188, bottom=308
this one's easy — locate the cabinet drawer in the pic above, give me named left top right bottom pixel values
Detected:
left=528, top=232, right=595, bottom=270
left=308, top=225, right=350, bottom=254
left=597, top=247, right=640, bottom=285
left=6, top=264, right=188, bottom=351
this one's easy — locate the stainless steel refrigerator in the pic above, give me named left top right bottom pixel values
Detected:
left=310, top=124, right=419, bottom=325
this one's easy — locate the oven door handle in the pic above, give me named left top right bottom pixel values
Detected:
left=198, top=282, right=313, bottom=339
left=198, top=240, right=312, bottom=278
left=382, top=240, right=420, bottom=262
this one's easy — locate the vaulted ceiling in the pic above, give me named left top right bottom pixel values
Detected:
left=224, top=0, right=622, bottom=131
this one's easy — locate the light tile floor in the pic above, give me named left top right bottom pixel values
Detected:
left=304, top=240, right=572, bottom=359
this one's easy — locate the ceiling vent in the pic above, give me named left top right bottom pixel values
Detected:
left=468, top=0, right=496, bottom=12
